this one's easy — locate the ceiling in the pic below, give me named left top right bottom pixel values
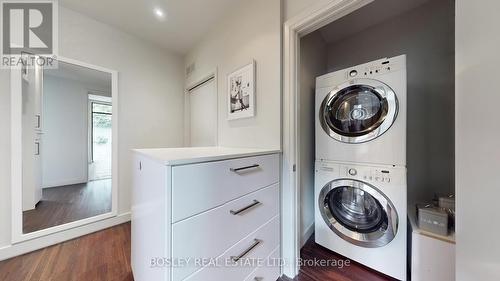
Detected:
left=59, top=0, right=243, bottom=55
left=319, top=0, right=432, bottom=44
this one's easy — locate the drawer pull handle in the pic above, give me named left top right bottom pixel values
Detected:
left=231, top=239, right=262, bottom=262
left=230, top=200, right=261, bottom=215
left=230, top=164, right=260, bottom=172
left=254, top=278, right=263, bottom=281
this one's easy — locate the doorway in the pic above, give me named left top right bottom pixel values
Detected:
left=283, top=0, right=455, bottom=278
left=89, top=97, right=112, bottom=181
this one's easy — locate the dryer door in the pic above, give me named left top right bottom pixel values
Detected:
left=319, top=78, right=398, bottom=143
left=318, top=179, right=398, bottom=248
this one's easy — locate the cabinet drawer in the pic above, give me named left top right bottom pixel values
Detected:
left=172, top=154, right=279, bottom=222
left=182, top=216, right=280, bottom=281
left=172, top=185, right=279, bottom=281
left=243, top=247, right=281, bottom=281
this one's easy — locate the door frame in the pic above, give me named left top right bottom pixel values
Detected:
left=10, top=56, right=119, bottom=243
left=281, top=0, right=373, bottom=277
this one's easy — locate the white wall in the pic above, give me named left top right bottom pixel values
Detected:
left=41, top=75, right=110, bottom=188
left=184, top=0, right=281, bottom=150
left=456, top=0, right=500, bottom=280
left=0, top=6, right=185, bottom=249
left=0, top=70, right=11, bottom=248
left=323, top=0, right=455, bottom=203
left=298, top=32, right=327, bottom=245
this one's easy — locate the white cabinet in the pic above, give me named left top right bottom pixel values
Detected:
left=184, top=217, right=280, bottom=281
left=21, top=64, right=43, bottom=211
left=408, top=206, right=455, bottom=281
left=410, top=232, right=455, bottom=281
left=172, top=154, right=279, bottom=222
left=244, top=247, right=281, bottom=281
left=131, top=148, right=281, bottom=281
left=33, top=136, right=43, bottom=204
left=172, top=184, right=279, bottom=280
left=34, top=63, right=44, bottom=132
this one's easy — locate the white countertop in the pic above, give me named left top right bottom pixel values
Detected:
left=133, top=146, right=281, bottom=165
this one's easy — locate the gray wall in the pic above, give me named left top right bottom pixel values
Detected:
left=299, top=32, right=327, bottom=245
left=324, top=0, right=455, bottom=203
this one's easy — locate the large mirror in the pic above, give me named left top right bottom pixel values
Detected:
left=16, top=57, right=116, bottom=236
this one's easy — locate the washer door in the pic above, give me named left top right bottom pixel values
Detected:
left=318, top=179, right=398, bottom=248
left=319, top=78, right=398, bottom=143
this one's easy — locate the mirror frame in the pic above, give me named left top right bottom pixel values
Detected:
left=10, top=56, right=119, bottom=243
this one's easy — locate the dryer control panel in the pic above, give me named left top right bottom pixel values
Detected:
left=346, top=60, right=396, bottom=80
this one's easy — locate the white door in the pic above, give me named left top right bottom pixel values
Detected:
left=189, top=78, right=217, bottom=147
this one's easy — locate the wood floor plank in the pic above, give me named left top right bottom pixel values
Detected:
left=0, top=223, right=132, bottom=281
left=294, top=235, right=397, bottom=281
left=1, top=224, right=396, bottom=281
left=23, top=179, right=112, bottom=234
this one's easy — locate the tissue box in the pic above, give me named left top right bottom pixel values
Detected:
left=439, top=196, right=455, bottom=210
left=418, top=206, right=449, bottom=236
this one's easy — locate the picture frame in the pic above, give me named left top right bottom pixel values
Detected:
left=227, top=61, right=255, bottom=120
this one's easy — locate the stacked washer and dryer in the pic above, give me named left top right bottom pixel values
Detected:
left=314, top=55, right=407, bottom=280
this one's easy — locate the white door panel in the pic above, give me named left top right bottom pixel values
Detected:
left=189, top=79, right=217, bottom=147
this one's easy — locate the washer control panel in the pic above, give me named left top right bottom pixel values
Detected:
left=348, top=168, right=357, bottom=176
left=340, top=165, right=392, bottom=184
left=346, top=59, right=396, bottom=80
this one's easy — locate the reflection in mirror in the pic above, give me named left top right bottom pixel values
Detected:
left=22, top=59, right=113, bottom=234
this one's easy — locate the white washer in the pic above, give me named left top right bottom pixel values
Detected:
left=315, top=55, right=407, bottom=166
left=314, top=160, right=407, bottom=280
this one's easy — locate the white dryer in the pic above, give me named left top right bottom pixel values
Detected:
left=315, top=55, right=407, bottom=166
left=315, top=160, right=407, bottom=280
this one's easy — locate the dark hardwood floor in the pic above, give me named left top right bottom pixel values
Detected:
left=0, top=223, right=132, bottom=281
left=281, top=235, right=397, bottom=281
left=1, top=224, right=395, bottom=281
left=23, top=179, right=112, bottom=233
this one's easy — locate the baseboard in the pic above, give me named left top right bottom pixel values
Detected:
left=0, top=212, right=131, bottom=261
left=301, top=222, right=315, bottom=247
left=22, top=202, right=36, bottom=212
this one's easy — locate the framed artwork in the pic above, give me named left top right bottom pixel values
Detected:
left=227, top=61, right=255, bottom=120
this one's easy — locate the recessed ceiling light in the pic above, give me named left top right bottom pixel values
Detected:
left=154, top=8, right=166, bottom=20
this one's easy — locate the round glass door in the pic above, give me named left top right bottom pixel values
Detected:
left=328, top=186, right=386, bottom=233
left=319, top=79, right=398, bottom=143
left=318, top=179, right=398, bottom=248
